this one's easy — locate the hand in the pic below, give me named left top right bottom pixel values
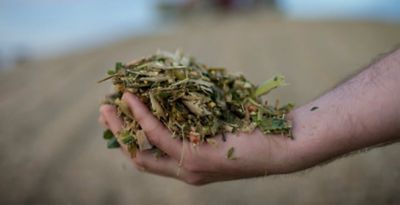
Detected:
left=100, top=49, right=400, bottom=185
left=99, top=92, right=301, bottom=185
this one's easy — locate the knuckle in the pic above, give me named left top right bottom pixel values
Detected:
left=132, top=106, right=151, bottom=124
left=148, top=135, right=161, bottom=147
left=144, top=117, right=163, bottom=133
left=144, top=131, right=160, bottom=146
left=134, top=112, right=146, bottom=124
left=145, top=122, right=160, bottom=135
left=143, top=123, right=164, bottom=145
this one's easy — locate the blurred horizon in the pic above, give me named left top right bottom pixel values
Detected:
left=278, top=0, right=400, bottom=22
left=1, top=0, right=400, bottom=69
left=0, top=0, right=160, bottom=68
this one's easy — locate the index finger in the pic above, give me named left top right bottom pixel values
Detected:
left=122, top=92, right=182, bottom=159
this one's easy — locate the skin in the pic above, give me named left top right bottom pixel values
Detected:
left=99, top=48, right=400, bottom=185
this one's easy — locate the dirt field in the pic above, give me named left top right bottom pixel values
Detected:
left=1, top=10, right=399, bottom=204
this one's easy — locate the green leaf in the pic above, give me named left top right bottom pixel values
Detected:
left=121, top=133, right=134, bottom=144
left=107, top=137, right=120, bottom=148
left=115, top=62, right=124, bottom=71
left=158, top=91, right=172, bottom=99
left=257, top=118, right=289, bottom=132
left=254, top=75, right=287, bottom=97
left=103, top=129, right=114, bottom=140
left=107, top=69, right=116, bottom=75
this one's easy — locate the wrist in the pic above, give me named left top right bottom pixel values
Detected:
left=282, top=103, right=353, bottom=173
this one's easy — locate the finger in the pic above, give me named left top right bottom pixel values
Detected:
left=98, top=115, right=109, bottom=129
left=100, top=105, right=124, bottom=134
left=100, top=105, right=130, bottom=155
left=122, top=92, right=181, bottom=159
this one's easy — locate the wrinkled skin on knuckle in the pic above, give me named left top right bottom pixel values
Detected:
left=147, top=121, right=162, bottom=134
left=134, top=113, right=148, bottom=128
left=147, top=135, right=160, bottom=148
left=146, top=125, right=163, bottom=144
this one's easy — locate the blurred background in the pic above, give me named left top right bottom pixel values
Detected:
left=1, top=0, right=400, bottom=204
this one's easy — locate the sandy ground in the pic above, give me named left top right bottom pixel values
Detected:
left=1, top=10, right=400, bottom=204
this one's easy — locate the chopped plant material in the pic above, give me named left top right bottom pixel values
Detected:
left=226, top=147, right=237, bottom=160
left=310, top=106, right=319, bottom=111
left=99, top=50, right=293, bottom=157
left=107, top=137, right=120, bottom=149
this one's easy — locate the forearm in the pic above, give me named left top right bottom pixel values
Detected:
left=286, top=48, right=400, bottom=171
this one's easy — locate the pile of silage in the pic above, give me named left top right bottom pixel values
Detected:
left=99, top=50, right=293, bottom=157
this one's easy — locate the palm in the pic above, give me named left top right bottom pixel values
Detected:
left=99, top=92, right=294, bottom=185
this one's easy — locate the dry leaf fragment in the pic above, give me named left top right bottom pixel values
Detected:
left=136, top=130, right=153, bottom=151
left=149, top=92, right=165, bottom=118
left=226, top=147, right=237, bottom=160
left=114, top=99, right=134, bottom=119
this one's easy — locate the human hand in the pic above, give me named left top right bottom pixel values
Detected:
left=99, top=49, right=400, bottom=185
left=99, top=92, right=302, bottom=185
